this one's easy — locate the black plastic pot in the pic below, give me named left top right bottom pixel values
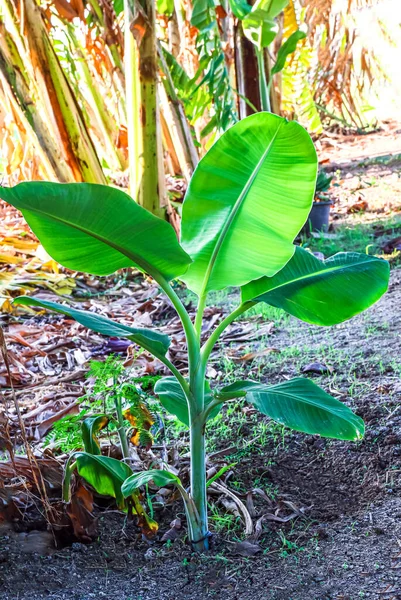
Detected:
left=302, top=201, right=332, bottom=235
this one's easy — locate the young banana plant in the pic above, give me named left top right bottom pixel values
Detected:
left=0, top=112, right=389, bottom=552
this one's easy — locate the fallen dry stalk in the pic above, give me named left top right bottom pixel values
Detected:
left=210, top=481, right=253, bottom=536
left=0, top=325, right=54, bottom=525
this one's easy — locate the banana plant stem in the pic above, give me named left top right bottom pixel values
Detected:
left=176, top=482, right=205, bottom=546
left=186, top=302, right=258, bottom=550
left=151, top=277, right=214, bottom=551
left=155, top=276, right=197, bottom=356
left=114, top=389, right=130, bottom=460
left=201, top=302, right=255, bottom=364
left=195, top=293, right=207, bottom=339
left=62, top=455, right=77, bottom=502
left=155, top=276, right=199, bottom=406
left=154, top=352, right=190, bottom=397
left=256, top=49, right=271, bottom=113
left=188, top=404, right=209, bottom=551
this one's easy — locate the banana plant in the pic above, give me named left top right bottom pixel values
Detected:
left=0, top=112, right=389, bottom=552
left=230, top=0, right=305, bottom=111
left=61, top=393, right=158, bottom=537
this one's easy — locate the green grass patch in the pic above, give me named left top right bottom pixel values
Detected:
left=301, top=214, right=401, bottom=262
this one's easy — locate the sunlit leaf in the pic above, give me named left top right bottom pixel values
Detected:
left=157, top=0, right=174, bottom=15
left=180, top=113, right=317, bottom=295
left=242, top=11, right=278, bottom=50
left=0, top=183, right=191, bottom=282
left=191, top=0, right=215, bottom=30
left=241, top=0, right=289, bottom=49
left=112, top=0, right=123, bottom=15
left=228, top=0, right=251, bottom=19
left=271, top=30, right=306, bottom=75
left=254, top=0, right=289, bottom=18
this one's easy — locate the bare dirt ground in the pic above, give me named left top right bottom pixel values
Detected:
left=1, top=124, right=401, bottom=600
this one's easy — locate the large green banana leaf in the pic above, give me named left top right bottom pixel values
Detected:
left=221, top=378, right=364, bottom=440
left=241, top=247, right=389, bottom=325
left=0, top=183, right=191, bottom=281
left=180, top=112, right=317, bottom=296
left=13, top=296, right=171, bottom=356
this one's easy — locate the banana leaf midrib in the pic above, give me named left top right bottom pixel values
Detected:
left=198, top=120, right=284, bottom=295
left=247, top=255, right=380, bottom=300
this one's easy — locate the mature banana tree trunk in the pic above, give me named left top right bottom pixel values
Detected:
left=158, top=47, right=198, bottom=181
left=234, top=22, right=261, bottom=117
left=124, top=0, right=165, bottom=215
left=23, top=0, right=106, bottom=184
left=65, top=24, right=127, bottom=172
left=0, top=20, right=71, bottom=181
left=87, top=0, right=127, bottom=109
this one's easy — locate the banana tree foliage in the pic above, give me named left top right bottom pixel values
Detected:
left=62, top=406, right=159, bottom=536
left=0, top=112, right=389, bottom=552
left=229, top=0, right=306, bottom=112
left=232, top=0, right=299, bottom=56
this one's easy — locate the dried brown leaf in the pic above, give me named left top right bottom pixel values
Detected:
left=232, top=541, right=262, bottom=557
left=235, top=347, right=280, bottom=362
left=301, top=362, right=333, bottom=375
